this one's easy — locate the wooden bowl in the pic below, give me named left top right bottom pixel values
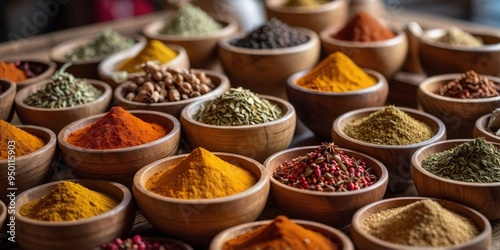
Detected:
left=473, top=114, right=500, bottom=143
left=143, top=15, right=238, bottom=69
left=332, top=106, right=446, bottom=192
left=264, top=146, right=388, bottom=228
left=58, top=110, right=181, bottom=187
left=180, top=95, right=296, bottom=163
left=411, top=139, right=500, bottom=220
left=2, top=59, right=56, bottom=90
left=0, top=125, right=57, bottom=203
left=0, top=79, right=16, bottom=121
left=320, top=27, right=408, bottom=80
left=417, top=73, right=500, bottom=139
left=351, top=197, right=492, bottom=250
left=209, top=218, right=354, bottom=250
left=50, top=34, right=147, bottom=79
left=16, top=179, right=135, bottom=250
left=133, top=152, right=270, bottom=247
left=113, top=69, right=230, bottom=119
left=98, top=43, right=190, bottom=89
left=0, top=197, right=7, bottom=230
left=286, top=68, right=388, bottom=140
left=265, top=0, right=348, bottom=34
left=15, top=79, right=112, bottom=134
left=418, top=28, right=500, bottom=77
left=218, top=27, right=320, bottom=100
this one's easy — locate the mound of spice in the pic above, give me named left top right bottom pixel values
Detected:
left=193, top=87, right=283, bottom=126
left=120, top=62, right=216, bottom=103
left=147, top=147, right=256, bottom=199
left=223, top=215, right=337, bottom=250
left=160, top=3, right=222, bottom=36
left=285, top=0, right=330, bottom=7
left=363, top=199, right=479, bottom=247
left=23, top=63, right=103, bottom=108
left=343, top=106, right=435, bottom=145
left=433, top=27, right=483, bottom=47
left=273, top=142, right=378, bottom=191
left=0, top=61, right=28, bottom=82
left=296, top=51, right=376, bottom=92
left=66, top=106, right=169, bottom=150
left=422, top=138, right=500, bottom=183
left=437, top=70, right=500, bottom=99
left=0, top=120, right=45, bottom=159
left=99, top=235, right=186, bottom=250
left=118, top=40, right=177, bottom=73
left=65, top=29, right=136, bottom=61
left=13, top=61, right=47, bottom=78
left=333, top=12, right=395, bottom=42
left=231, top=18, right=309, bottom=49
left=20, top=181, right=118, bottom=222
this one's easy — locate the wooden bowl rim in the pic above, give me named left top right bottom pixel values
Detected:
left=351, top=196, right=492, bottom=249
left=264, top=145, right=389, bottom=196
left=14, top=79, right=112, bottom=112
left=50, top=34, right=147, bottom=64
left=0, top=79, right=15, bottom=99
left=3, top=59, right=57, bottom=86
left=133, top=152, right=269, bottom=204
left=113, top=69, right=230, bottom=107
left=0, top=200, right=6, bottom=226
left=320, top=27, right=407, bottom=47
left=333, top=106, right=447, bottom=148
left=419, top=28, right=500, bottom=51
left=218, top=27, right=319, bottom=55
left=418, top=73, right=500, bottom=103
left=0, top=124, right=57, bottom=162
left=209, top=218, right=354, bottom=250
left=265, top=0, right=346, bottom=13
left=474, top=113, right=500, bottom=140
left=181, top=94, right=295, bottom=130
left=57, top=109, right=181, bottom=153
left=411, top=139, right=500, bottom=187
left=15, top=179, right=132, bottom=226
left=143, top=14, right=238, bottom=41
left=287, top=68, right=387, bottom=95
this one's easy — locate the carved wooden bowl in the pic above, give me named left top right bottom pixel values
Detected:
left=0, top=79, right=16, bottom=121
left=473, top=114, right=500, bottom=143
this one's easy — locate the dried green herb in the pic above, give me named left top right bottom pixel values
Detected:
left=160, top=4, right=222, bottom=36
left=65, top=29, right=136, bottom=61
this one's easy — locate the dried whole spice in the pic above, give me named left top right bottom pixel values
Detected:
left=437, top=70, right=500, bottom=98
left=99, top=235, right=186, bottom=250
left=273, top=142, right=378, bottom=191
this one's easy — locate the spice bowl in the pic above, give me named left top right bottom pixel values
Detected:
left=0, top=125, right=57, bottom=203
left=14, top=79, right=112, bottom=134
left=417, top=73, right=500, bottom=139
left=16, top=179, right=135, bottom=250
left=351, top=197, right=492, bottom=250
left=264, top=146, right=388, bottom=228
left=332, top=106, right=446, bottom=192
left=286, top=68, right=388, bottom=140
left=264, top=0, right=349, bottom=34
left=320, top=27, right=408, bottom=80
left=133, top=152, right=270, bottom=247
left=418, top=28, right=500, bottom=77
left=98, top=43, right=190, bottom=89
left=217, top=27, right=320, bottom=100
left=473, top=114, right=500, bottom=143
left=143, top=14, right=238, bottom=69
left=58, top=110, right=181, bottom=187
left=209, top=218, right=354, bottom=250
left=113, top=69, right=230, bottom=118
left=0, top=79, right=16, bottom=121
left=2, top=59, right=57, bottom=90
left=0, top=200, right=5, bottom=230
left=180, top=95, right=296, bottom=163
left=411, top=139, right=500, bottom=220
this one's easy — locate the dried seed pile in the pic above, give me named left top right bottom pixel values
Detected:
left=23, top=63, right=102, bottom=108
left=230, top=18, right=309, bottom=49
left=121, top=62, right=216, bottom=103
left=99, top=235, right=185, bottom=250
left=12, top=61, right=46, bottom=78
left=437, top=70, right=500, bottom=98
left=65, top=29, right=135, bottom=61
left=273, top=142, right=378, bottom=191
left=193, top=87, right=283, bottom=126
left=363, top=199, right=479, bottom=247
left=421, top=137, right=500, bottom=183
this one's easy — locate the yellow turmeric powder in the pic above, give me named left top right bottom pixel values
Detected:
left=0, top=120, right=45, bottom=159
left=20, top=181, right=118, bottom=222
left=118, top=40, right=177, bottom=73
left=296, top=51, right=376, bottom=92
left=146, top=147, right=257, bottom=199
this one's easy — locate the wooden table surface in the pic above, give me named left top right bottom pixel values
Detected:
left=0, top=9, right=499, bottom=250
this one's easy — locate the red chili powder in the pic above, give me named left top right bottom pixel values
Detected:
left=333, top=12, right=396, bottom=42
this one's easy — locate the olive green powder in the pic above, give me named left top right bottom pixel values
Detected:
left=65, top=29, right=136, bottom=61
left=343, top=106, right=434, bottom=145
left=160, top=4, right=222, bottom=36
